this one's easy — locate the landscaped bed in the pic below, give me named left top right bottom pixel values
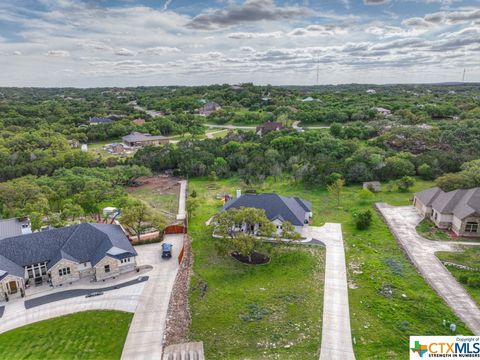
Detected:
left=0, top=310, right=133, bottom=359
left=417, top=219, right=478, bottom=242
left=436, top=246, right=480, bottom=306
left=188, top=177, right=471, bottom=360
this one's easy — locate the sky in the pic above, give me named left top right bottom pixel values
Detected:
left=0, top=0, right=478, bottom=87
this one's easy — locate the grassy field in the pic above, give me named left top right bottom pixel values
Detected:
left=188, top=180, right=325, bottom=359
left=188, top=177, right=472, bottom=360
left=87, top=139, right=134, bottom=159
left=436, top=247, right=480, bottom=306
left=0, top=310, right=132, bottom=360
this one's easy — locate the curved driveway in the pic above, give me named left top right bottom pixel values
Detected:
left=376, top=203, right=480, bottom=335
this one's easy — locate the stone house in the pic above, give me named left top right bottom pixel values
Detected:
left=0, top=223, right=137, bottom=300
left=414, top=187, right=480, bottom=237
left=220, top=192, right=312, bottom=235
left=198, top=102, right=221, bottom=116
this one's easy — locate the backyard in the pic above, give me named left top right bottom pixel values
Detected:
left=436, top=246, right=480, bottom=306
left=188, top=176, right=472, bottom=360
left=126, top=175, right=180, bottom=223
left=0, top=310, right=132, bottom=359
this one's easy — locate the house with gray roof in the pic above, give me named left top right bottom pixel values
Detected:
left=0, top=223, right=137, bottom=300
left=414, top=187, right=480, bottom=237
left=220, top=192, right=312, bottom=235
left=122, top=132, right=169, bottom=147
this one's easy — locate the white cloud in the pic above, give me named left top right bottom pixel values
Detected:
left=227, top=31, right=283, bottom=39
left=115, top=48, right=136, bottom=56
left=45, top=50, right=70, bottom=57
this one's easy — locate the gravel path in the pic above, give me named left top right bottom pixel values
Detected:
left=376, top=203, right=480, bottom=335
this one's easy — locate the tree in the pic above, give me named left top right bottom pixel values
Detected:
left=354, top=209, right=372, bottom=230
left=281, top=221, right=301, bottom=240
left=329, top=122, right=343, bottom=138
left=121, top=202, right=165, bottom=242
left=186, top=197, right=199, bottom=218
left=215, top=207, right=276, bottom=263
left=397, top=176, right=415, bottom=192
left=417, top=163, right=434, bottom=180
left=382, top=156, right=415, bottom=180
left=328, top=178, right=345, bottom=207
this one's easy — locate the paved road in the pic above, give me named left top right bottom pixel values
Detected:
left=203, top=123, right=256, bottom=130
left=302, top=223, right=356, bottom=360
left=121, top=235, right=184, bottom=360
left=25, top=276, right=149, bottom=309
left=376, top=203, right=480, bottom=335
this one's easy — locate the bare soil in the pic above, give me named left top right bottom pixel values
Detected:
left=125, top=175, right=182, bottom=194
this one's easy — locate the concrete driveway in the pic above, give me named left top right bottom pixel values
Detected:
left=302, top=223, right=355, bottom=360
left=0, top=276, right=146, bottom=335
left=376, top=203, right=480, bottom=335
left=121, top=234, right=184, bottom=360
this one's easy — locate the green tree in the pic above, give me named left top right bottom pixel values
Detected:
left=121, top=202, right=165, bottom=242
left=215, top=207, right=276, bottom=263
left=397, top=176, right=415, bottom=192
left=328, top=178, right=345, bottom=207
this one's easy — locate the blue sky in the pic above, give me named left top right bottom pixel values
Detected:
left=0, top=0, right=478, bottom=86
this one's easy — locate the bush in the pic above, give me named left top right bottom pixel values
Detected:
left=397, top=176, right=415, bottom=192
left=459, top=275, right=469, bottom=284
left=355, top=209, right=373, bottom=230
left=357, top=188, right=374, bottom=203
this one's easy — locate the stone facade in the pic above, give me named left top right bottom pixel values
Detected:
left=0, top=275, right=24, bottom=299
left=95, top=256, right=120, bottom=281
left=50, top=258, right=81, bottom=286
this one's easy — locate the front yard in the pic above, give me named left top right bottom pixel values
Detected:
left=188, top=177, right=471, bottom=359
left=0, top=310, right=132, bottom=359
left=436, top=246, right=480, bottom=306
left=417, top=219, right=479, bottom=242
left=188, top=179, right=325, bottom=359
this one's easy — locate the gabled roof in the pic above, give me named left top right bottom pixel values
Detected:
left=89, top=116, right=113, bottom=124
left=256, top=122, right=283, bottom=133
left=0, top=223, right=136, bottom=277
left=0, top=254, right=24, bottom=280
left=221, top=193, right=311, bottom=226
left=416, top=187, right=480, bottom=219
left=122, top=132, right=168, bottom=143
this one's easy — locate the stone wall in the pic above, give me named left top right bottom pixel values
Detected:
left=94, top=256, right=120, bottom=281
left=50, top=258, right=80, bottom=286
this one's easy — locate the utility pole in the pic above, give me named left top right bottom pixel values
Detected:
left=462, top=68, right=466, bottom=83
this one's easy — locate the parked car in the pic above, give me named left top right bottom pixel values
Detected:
left=162, top=242, right=173, bottom=258
left=86, top=291, right=104, bottom=298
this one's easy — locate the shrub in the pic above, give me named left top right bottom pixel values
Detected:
left=397, top=176, right=415, bottom=192
left=459, top=275, right=469, bottom=284
left=357, top=188, right=374, bottom=203
left=355, top=209, right=373, bottom=230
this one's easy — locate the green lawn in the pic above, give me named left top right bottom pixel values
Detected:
left=128, top=186, right=178, bottom=223
left=188, top=180, right=325, bottom=359
left=188, top=177, right=472, bottom=360
left=436, top=247, right=480, bottom=306
left=0, top=310, right=133, bottom=360
left=416, top=219, right=452, bottom=241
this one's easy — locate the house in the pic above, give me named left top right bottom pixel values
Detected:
left=366, top=89, right=377, bottom=94
left=0, top=223, right=137, bottom=299
left=104, top=143, right=127, bottom=154
left=198, top=102, right=221, bottom=116
left=0, top=218, right=32, bottom=241
left=414, top=187, right=480, bottom=237
left=132, top=118, right=146, bottom=126
left=89, top=116, right=113, bottom=125
left=363, top=181, right=381, bottom=192
left=302, top=97, right=315, bottom=102
left=220, top=192, right=312, bottom=234
left=255, top=121, right=284, bottom=136
left=375, top=107, right=392, bottom=116
left=122, top=132, right=169, bottom=147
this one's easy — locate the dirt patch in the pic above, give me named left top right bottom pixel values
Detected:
left=125, top=175, right=181, bottom=194
left=231, top=251, right=270, bottom=265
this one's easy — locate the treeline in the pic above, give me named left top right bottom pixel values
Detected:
left=131, top=119, right=480, bottom=187
left=0, top=165, right=150, bottom=229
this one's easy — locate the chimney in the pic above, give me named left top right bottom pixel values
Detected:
left=236, top=189, right=241, bottom=198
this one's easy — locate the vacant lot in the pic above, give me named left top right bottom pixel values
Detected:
left=126, top=175, right=180, bottom=223
left=0, top=310, right=132, bottom=359
left=437, top=246, right=480, bottom=306
left=188, top=177, right=471, bottom=360
left=188, top=179, right=324, bottom=359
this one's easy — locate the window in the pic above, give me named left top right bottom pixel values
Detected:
left=58, top=267, right=71, bottom=276
left=465, top=222, right=479, bottom=233
left=104, top=265, right=110, bottom=273
left=26, top=262, right=47, bottom=279
left=121, top=258, right=131, bottom=264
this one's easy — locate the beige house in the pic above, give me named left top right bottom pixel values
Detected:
left=122, top=132, right=169, bottom=147
left=414, top=187, right=480, bottom=237
left=0, top=223, right=137, bottom=300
